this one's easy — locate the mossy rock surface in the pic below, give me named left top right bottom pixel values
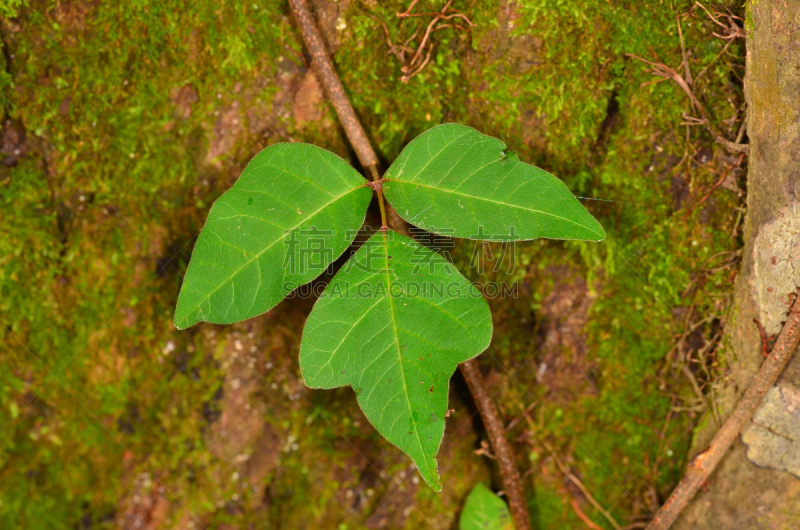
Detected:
left=0, top=1, right=747, bottom=528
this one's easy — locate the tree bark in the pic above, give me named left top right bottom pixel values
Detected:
left=674, top=1, right=800, bottom=528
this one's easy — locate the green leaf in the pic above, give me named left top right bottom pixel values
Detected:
left=299, top=230, right=492, bottom=490
left=174, top=143, right=371, bottom=329
left=383, top=123, right=605, bottom=242
left=459, top=483, right=514, bottom=530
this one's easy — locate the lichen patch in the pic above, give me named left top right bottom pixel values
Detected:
left=751, top=204, right=800, bottom=334
left=742, top=385, right=800, bottom=477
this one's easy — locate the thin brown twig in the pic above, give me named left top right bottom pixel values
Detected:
left=680, top=364, right=708, bottom=410
left=627, top=53, right=749, bottom=154
left=694, top=2, right=728, bottom=30
left=693, top=3, right=745, bottom=82
left=399, top=0, right=452, bottom=19
left=676, top=14, right=693, bottom=88
left=694, top=2, right=745, bottom=38
left=397, top=0, right=474, bottom=26
left=382, top=21, right=415, bottom=62
left=288, top=0, right=378, bottom=172
left=658, top=310, right=709, bottom=380
left=571, top=498, right=605, bottom=530
left=288, top=2, right=528, bottom=528
left=752, top=318, right=776, bottom=358
left=684, top=153, right=745, bottom=217
left=734, top=115, right=747, bottom=144
left=646, top=289, right=800, bottom=529
left=461, top=360, right=531, bottom=530
left=541, top=440, right=622, bottom=530
left=404, top=46, right=434, bottom=80
left=407, top=14, right=441, bottom=69
left=397, top=0, right=420, bottom=17
left=387, top=0, right=475, bottom=83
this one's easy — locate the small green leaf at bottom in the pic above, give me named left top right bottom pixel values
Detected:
left=460, top=483, right=514, bottom=530
left=299, top=230, right=492, bottom=491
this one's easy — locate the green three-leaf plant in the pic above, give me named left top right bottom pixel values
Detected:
left=174, top=124, right=604, bottom=491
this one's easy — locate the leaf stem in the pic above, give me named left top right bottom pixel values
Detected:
left=368, top=166, right=389, bottom=230
left=375, top=187, right=389, bottom=230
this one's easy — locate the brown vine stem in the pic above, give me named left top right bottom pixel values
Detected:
left=288, top=0, right=391, bottom=230
left=646, top=288, right=800, bottom=530
left=288, top=0, right=377, bottom=171
left=460, top=360, right=530, bottom=530
left=288, top=1, right=529, bottom=528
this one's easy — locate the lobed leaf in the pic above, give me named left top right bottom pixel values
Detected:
left=299, top=230, right=492, bottom=490
left=174, top=143, right=371, bottom=329
left=459, top=483, right=514, bottom=530
left=383, top=124, right=605, bottom=242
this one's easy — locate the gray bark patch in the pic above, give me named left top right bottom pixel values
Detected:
left=747, top=204, right=800, bottom=473
left=751, top=204, right=800, bottom=335
left=742, top=385, right=800, bottom=477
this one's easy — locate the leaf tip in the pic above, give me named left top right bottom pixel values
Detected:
left=575, top=209, right=606, bottom=242
left=592, top=221, right=607, bottom=242
left=417, top=457, right=442, bottom=492
left=425, top=471, right=443, bottom=493
left=172, top=306, right=197, bottom=331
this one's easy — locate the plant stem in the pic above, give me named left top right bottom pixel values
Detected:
left=289, top=0, right=390, bottom=229
left=288, top=0, right=378, bottom=171
left=288, top=2, right=530, bottom=527
left=368, top=171, right=389, bottom=230
left=646, top=289, right=800, bottom=530
left=460, top=360, right=530, bottom=530
left=375, top=186, right=389, bottom=230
